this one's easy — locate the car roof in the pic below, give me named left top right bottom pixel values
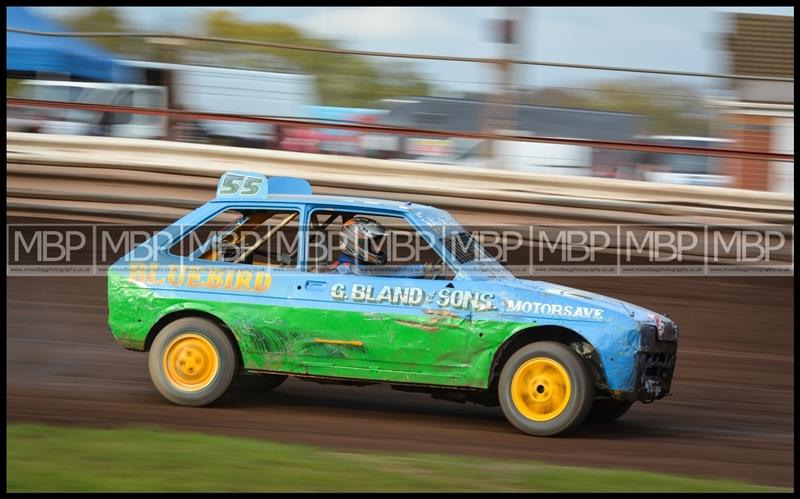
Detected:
left=210, top=193, right=430, bottom=213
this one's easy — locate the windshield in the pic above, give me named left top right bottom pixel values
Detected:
left=413, top=206, right=514, bottom=280
left=440, top=231, right=514, bottom=279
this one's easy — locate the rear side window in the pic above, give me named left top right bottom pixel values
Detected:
left=169, top=208, right=301, bottom=269
left=169, top=210, right=241, bottom=257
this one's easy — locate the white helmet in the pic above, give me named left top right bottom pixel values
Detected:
left=340, top=216, right=389, bottom=265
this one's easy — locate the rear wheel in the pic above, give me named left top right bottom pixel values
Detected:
left=498, top=342, right=594, bottom=437
left=148, top=317, right=238, bottom=407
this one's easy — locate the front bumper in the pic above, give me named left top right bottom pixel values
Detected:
left=628, top=324, right=678, bottom=402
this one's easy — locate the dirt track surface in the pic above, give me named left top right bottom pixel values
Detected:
left=7, top=268, right=794, bottom=488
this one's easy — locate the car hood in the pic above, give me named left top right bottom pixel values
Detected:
left=497, top=278, right=662, bottom=323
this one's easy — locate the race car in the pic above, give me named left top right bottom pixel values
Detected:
left=107, top=171, right=678, bottom=437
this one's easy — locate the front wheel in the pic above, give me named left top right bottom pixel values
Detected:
left=498, top=342, right=594, bottom=437
left=148, top=317, right=238, bottom=407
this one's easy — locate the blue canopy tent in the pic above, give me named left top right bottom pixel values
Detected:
left=7, top=7, right=115, bottom=81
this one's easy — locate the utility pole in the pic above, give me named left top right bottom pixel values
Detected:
left=147, top=37, right=185, bottom=141
left=485, top=7, right=524, bottom=168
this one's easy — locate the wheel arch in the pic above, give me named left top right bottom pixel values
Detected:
left=488, top=325, right=607, bottom=394
left=144, top=308, right=243, bottom=370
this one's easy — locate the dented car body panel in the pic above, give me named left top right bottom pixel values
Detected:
left=107, top=172, right=678, bottom=402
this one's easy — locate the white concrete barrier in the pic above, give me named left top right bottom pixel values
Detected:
left=7, top=132, right=794, bottom=226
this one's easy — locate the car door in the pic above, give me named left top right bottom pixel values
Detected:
left=165, top=203, right=307, bottom=373
left=285, top=209, right=475, bottom=385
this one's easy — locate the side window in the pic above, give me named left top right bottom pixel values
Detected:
left=305, top=210, right=455, bottom=279
left=169, top=208, right=301, bottom=269
left=169, top=209, right=241, bottom=257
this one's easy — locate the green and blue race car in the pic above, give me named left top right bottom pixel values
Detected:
left=107, top=171, right=678, bottom=436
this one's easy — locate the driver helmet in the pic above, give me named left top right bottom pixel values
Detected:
left=340, top=216, right=389, bottom=265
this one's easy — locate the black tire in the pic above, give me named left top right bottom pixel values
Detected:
left=588, top=399, right=634, bottom=422
left=148, top=317, right=238, bottom=407
left=498, top=342, right=594, bottom=437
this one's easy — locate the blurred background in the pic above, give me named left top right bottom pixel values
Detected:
left=5, top=7, right=795, bottom=492
left=6, top=6, right=794, bottom=192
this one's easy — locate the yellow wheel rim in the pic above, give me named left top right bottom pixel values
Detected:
left=162, top=333, right=220, bottom=391
left=511, top=357, right=572, bottom=422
